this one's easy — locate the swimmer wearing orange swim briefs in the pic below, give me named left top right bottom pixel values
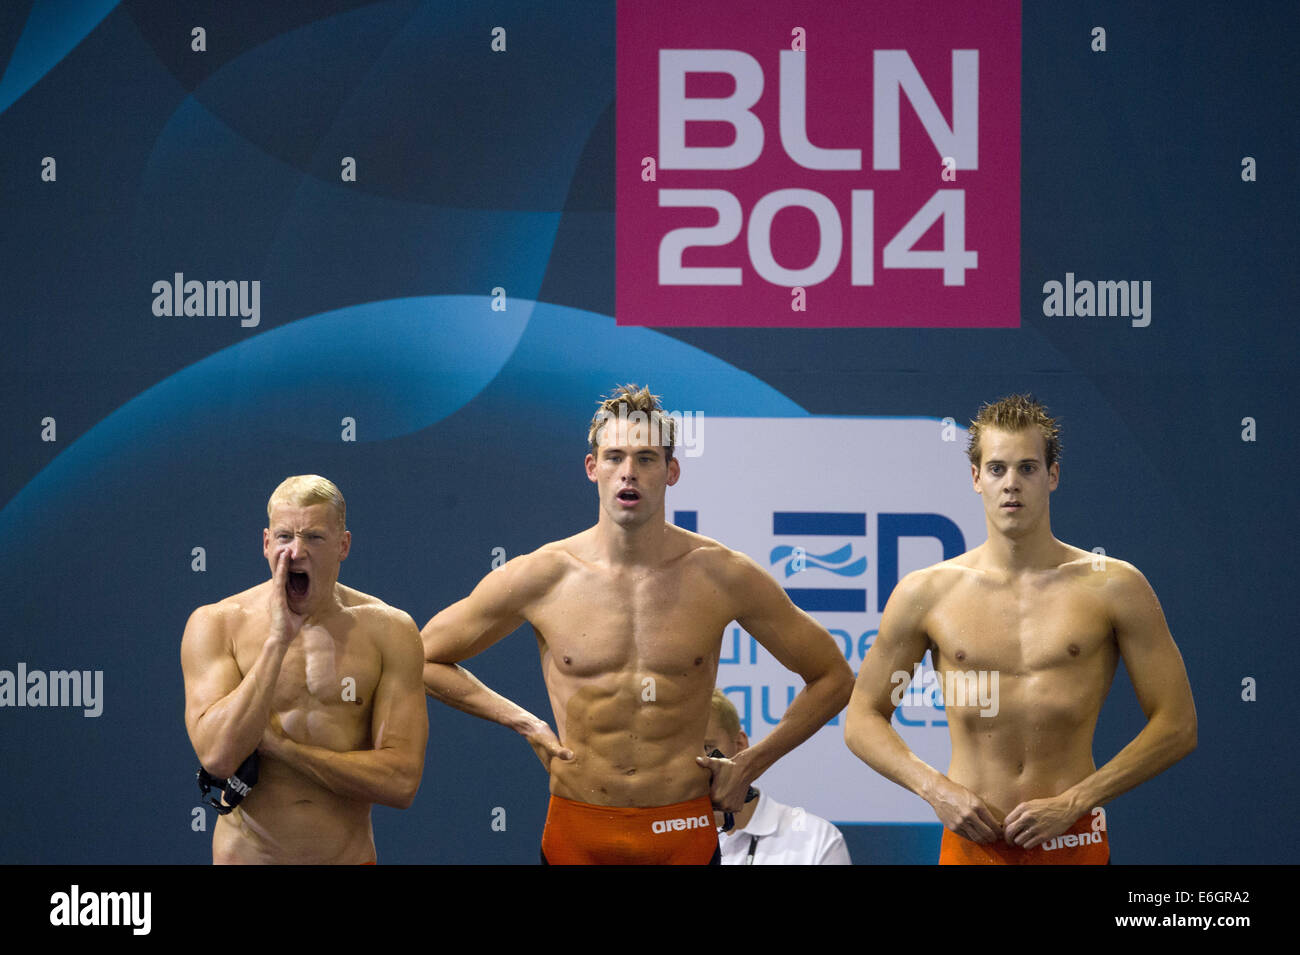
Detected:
left=940, top=811, right=1109, bottom=865
left=540, top=795, right=720, bottom=865
left=421, top=385, right=853, bottom=865
left=845, top=396, right=1196, bottom=864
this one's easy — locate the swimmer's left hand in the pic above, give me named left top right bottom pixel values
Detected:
left=697, top=749, right=753, bottom=813
left=1003, top=795, right=1081, bottom=849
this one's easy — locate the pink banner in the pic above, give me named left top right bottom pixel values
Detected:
left=617, top=0, right=1021, bottom=327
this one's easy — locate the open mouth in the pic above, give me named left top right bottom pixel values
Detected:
left=616, top=489, right=641, bottom=504
left=287, top=571, right=310, bottom=598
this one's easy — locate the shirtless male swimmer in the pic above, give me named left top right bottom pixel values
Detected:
left=845, top=395, right=1196, bottom=864
left=422, top=385, right=854, bottom=864
left=182, top=476, right=428, bottom=863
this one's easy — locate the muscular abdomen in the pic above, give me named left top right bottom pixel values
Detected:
left=546, top=668, right=716, bottom=807
left=944, top=663, right=1114, bottom=819
left=212, top=758, right=375, bottom=864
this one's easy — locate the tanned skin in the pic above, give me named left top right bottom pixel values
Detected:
left=183, top=500, right=427, bottom=863
left=845, top=427, right=1196, bottom=849
left=422, top=420, right=853, bottom=813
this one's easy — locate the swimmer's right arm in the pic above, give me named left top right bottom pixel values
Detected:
left=843, top=571, right=1001, bottom=843
left=421, top=554, right=573, bottom=767
left=182, top=611, right=287, bottom=780
left=181, top=550, right=301, bottom=778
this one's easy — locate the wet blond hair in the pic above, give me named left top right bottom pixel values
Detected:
left=967, top=394, right=1062, bottom=470
left=266, top=475, right=347, bottom=530
left=587, top=383, right=678, bottom=463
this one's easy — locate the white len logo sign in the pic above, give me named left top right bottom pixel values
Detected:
left=667, top=417, right=989, bottom=822
left=616, top=0, right=1021, bottom=328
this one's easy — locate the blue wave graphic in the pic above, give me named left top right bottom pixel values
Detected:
left=0, top=295, right=528, bottom=555
left=0, top=297, right=805, bottom=566
left=770, top=544, right=867, bottom=578
left=0, top=0, right=121, bottom=115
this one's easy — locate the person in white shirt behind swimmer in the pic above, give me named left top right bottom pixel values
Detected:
left=704, top=689, right=852, bottom=865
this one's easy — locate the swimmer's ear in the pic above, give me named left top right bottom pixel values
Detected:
left=666, top=456, right=680, bottom=487
left=337, top=530, right=351, bottom=561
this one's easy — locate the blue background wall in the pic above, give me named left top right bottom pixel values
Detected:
left=0, top=0, right=1295, bottom=863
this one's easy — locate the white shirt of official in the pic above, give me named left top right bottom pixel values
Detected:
left=717, top=791, right=852, bottom=865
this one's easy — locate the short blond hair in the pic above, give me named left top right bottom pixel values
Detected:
left=967, top=394, right=1062, bottom=470
left=266, top=475, right=346, bottom=530
left=710, top=688, right=741, bottom=738
left=587, top=384, right=678, bottom=462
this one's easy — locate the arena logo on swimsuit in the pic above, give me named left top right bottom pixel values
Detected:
left=616, top=0, right=1021, bottom=328
left=651, top=814, right=712, bottom=834
left=1041, top=831, right=1104, bottom=851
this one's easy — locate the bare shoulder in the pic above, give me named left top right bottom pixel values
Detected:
left=502, top=536, right=583, bottom=593
left=889, top=554, right=976, bottom=609
left=672, top=527, right=760, bottom=584
left=1057, top=544, right=1154, bottom=597
left=336, top=583, right=391, bottom=612
left=180, top=586, right=267, bottom=684
left=184, top=583, right=265, bottom=638
left=337, top=586, right=421, bottom=644
left=434, top=536, right=582, bottom=621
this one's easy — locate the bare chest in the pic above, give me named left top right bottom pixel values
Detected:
left=926, top=576, right=1115, bottom=675
left=232, top=617, right=382, bottom=713
left=530, top=564, right=733, bottom=678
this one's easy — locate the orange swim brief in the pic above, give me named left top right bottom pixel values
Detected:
left=939, top=813, right=1109, bottom=865
left=540, top=794, right=720, bottom=865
